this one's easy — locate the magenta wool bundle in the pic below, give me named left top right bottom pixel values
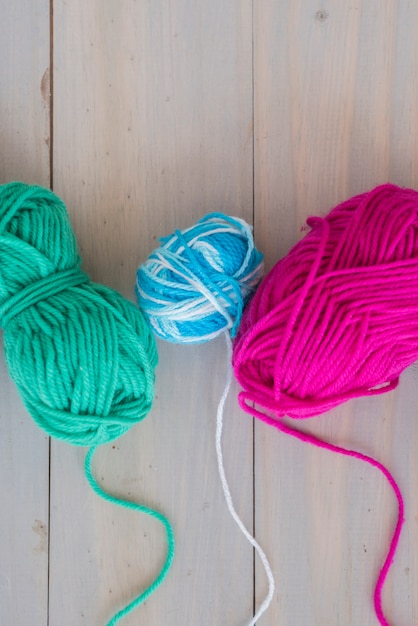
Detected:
left=233, top=183, right=418, bottom=626
left=234, top=183, right=418, bottom=417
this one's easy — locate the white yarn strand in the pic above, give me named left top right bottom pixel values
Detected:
left=216, top=331, right=275, bottom=626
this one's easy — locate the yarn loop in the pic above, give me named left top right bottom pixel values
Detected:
left=0, top=268, right=89, bottom=328
left=136, top=212, right=264, bottom=343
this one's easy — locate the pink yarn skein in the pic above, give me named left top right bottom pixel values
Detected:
left=233, top=183, right=418, bottom=625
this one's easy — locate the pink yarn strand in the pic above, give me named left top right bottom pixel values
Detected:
left=242, top=402, right=404, bottom=626
left=232, top=184, right=418, bottom=623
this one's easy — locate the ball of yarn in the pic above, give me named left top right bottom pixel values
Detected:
left=136, top=212, right=264, bottom=343
left=233, top=183, right=418, bottom=419
left=137, top=211, right=275, bottom=625
left=0, top=182, right=157, bottom=446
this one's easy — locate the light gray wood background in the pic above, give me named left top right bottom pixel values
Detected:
left=1, top=1, right=418, bottom=625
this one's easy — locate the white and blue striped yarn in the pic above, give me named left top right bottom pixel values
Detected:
left=136, top=212, right=275, bottom=625
left=135, top=213, right=264, bottom=343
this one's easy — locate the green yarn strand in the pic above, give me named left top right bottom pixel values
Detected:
left=85, top=447, right=175, bottom=625
left=0, top=182, right=174, bottom=623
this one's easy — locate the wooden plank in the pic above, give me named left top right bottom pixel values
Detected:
left=51, top=1, right=255, bottom=624
left=0, top=1, right=51, bottom=625
left=253, top=1, right=418, bottom=624
left=0, top=3, right=51, bottom=184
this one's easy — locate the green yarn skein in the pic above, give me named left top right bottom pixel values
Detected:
left=0, top=182, right=156, bottom=445
left=0, top=182, right=174, bottom=625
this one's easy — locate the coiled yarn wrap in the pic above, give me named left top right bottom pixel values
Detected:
left=234, top=183, right=418, bottom=419
left=0, top=182, right=157, bottom=446
left=136, top=213, right=264, bottom=343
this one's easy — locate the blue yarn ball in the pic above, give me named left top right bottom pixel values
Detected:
left=136, top=213, right=264, bottom=343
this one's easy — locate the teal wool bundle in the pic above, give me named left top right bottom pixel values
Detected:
left=0, top=182, right=174, bottom=625
left=136, top=213, right=264, bottom=343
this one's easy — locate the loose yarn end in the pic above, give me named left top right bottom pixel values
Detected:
left=233, top=183, right=418, bottom=625
left=0, top=182, right=174, bottom=625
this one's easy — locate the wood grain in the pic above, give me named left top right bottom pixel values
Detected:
left=0, top=2, right=51, bottom=184
left=2, top=0, right=418, bottom=624
left=0, top=1, right=51, bottom=624
left=51, top=1, right=254, bottom=624
left=253, top=2, right=418, bottom=624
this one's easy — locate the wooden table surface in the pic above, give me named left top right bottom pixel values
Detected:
left=1, top=2, right=418, bottom=625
